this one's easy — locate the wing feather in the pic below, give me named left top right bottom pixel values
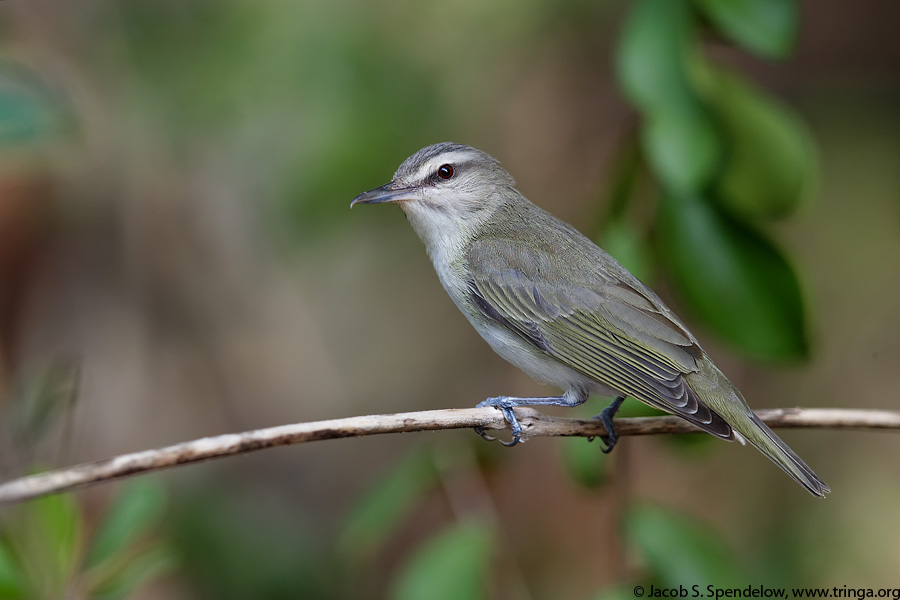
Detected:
left=466, top=235, right=732, bottom=438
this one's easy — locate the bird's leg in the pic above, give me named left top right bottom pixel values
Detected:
left=474, top=388, right=589, bottom=447
left=592, top=395, right=626, bottom=454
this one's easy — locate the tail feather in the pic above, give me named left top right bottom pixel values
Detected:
left=687, top=358, right=830, bottom=498
left=742, top=413, right=830, bottom=497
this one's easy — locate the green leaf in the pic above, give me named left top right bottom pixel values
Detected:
left=693, top=0, right=798, bottom=59
left=616, top=0, right=720, bottom=193
left=0, top=539, right=25, bottom=599
left=625, top=503, right=744, bottom=586
left=704, top=67, right=816, bottom=220
left=616, top=0, right=694, bottom=113
left=85, top=480, right=167, bottom=568
left=643, top=107, right=720, bottom=194
left=338, top=447, right=437, bottom=562
left=658, top=194, right=808, bottom=360
left=389, top=519, right=493, bottom=600
left=24, top=492, right=84, bottom=596
left=560, top=436, right=609, bottom=489
left=34, top=492, right=84, bottom=575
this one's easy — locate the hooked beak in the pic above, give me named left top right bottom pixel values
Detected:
left=350, top=183, right=417, bottom=207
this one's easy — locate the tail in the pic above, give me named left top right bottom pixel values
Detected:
left=742, top=412, right=831, bottom=497
left=687, top=359, right=830, bottom=498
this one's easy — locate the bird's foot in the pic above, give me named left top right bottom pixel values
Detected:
left=591, top=396, right=626, bottom=454
left=475, top=396, right=523, bottom=447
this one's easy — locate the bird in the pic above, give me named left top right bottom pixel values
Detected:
left=351, top=142, right=829, bottom=497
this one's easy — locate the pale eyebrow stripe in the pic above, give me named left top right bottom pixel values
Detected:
left=417, top=152, right=479, bottom=175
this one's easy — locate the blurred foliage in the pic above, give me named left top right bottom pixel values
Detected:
left=165, top=443, right=492, bottom=600
left=617, top=0, right=720, bottom=195
left=700, top=66, right=816, bottom=220
left=692, top=0, right=798, bottom=59
left=624, top=503, right=745, bottom=587
left=591, top=503, right=756, bottom=598
left=0, top=62, right=64, bottom=148
left=560, top=398, right=714, bottom=489
left=560, top=430, right=612, bottom=488
left=611, top=0, right=815, bottom=360
left=560, top=399, right=657, bottom=489
left=0, top=480, right=174, bottom=600
left=169, top=488, right=336, bottom=600
left=5, top=362, right=79, bottom=453
left=113, top=0, right=447, bottom=239
left=0, top=370, right=174, bottom=599
left=338, top=448, right=438, bottom=564
left=159, top=420, right=756, bottom=599
left=388, top=518, right=494, bottom=600
left=658, top=195, right=807, bottom=358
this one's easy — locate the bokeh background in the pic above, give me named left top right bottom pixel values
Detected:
left=0, top=0, right=898, bottom=598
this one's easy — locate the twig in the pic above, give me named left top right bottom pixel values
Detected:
left=0, top=407, right=897, bottom=505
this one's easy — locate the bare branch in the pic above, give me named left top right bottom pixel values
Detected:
left=0, top=406, right=897, bottom=505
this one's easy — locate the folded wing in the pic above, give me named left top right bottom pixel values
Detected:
left=466, top=236, right=733, bottom=439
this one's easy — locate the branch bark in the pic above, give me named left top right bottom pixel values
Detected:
left=0, top=406, right=897, bottom=504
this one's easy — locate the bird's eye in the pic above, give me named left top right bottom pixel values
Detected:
left=437, top=164, right=454, bottom=180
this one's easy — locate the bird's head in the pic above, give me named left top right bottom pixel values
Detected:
left=351, top=143, right=516, bottom=251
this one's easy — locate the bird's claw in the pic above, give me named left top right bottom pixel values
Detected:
left=597, top=434, right=617, bottom=454
left=585, top=433, right=615, bottom=452
left=475, top=397, right=523, bottom=447
left=474, top=426, right=496, bottom=442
